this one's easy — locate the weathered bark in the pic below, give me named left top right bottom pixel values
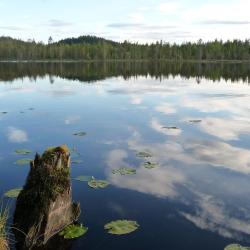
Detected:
left=13, top=145, right=80, bottom=249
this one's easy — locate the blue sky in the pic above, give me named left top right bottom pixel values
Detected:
left=0, top=0, right=249, bottom=43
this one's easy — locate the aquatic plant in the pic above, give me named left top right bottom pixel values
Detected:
left=162, top=126, right=179, bottom=129
left=104, top=220, right=139, bottom=235
left=136, top=151, right=152, bottom=158
left=73, top=132, right=86, bottom=137
left=4, top=188, right=22, bottom=198
left=189, top=119, right=202, bottom=123
left=0, top=204, right=9, bottom=250
left=143, top=162, right=159, bottom=169
left=112, top=168, right=136, bottom=175
left=225, top=244, right=250, bottom=250
left=59, top=224, right=88, bottom=239
left=15, top=149, right=32, bottom=155
left=88, top=180, right=109, bottom=189
left=71, top=159, right=83, bottom=165
left=74, top=176, right=94, bottom=182
left=15, top=158, right=32, bottom=165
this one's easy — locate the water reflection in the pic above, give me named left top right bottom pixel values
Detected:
left=0, top=63, right=250, bottom=249
left=0, top=62, right=250, bottom=83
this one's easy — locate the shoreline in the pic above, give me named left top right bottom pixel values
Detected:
left=0, top=59, right=250, bottom=64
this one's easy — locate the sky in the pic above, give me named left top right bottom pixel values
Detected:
left=0, top=0, right=249, bottom=44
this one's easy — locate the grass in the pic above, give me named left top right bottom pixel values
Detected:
left=0, top=203, right=9, bottom=250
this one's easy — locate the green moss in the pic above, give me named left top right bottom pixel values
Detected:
left=59, top=224, right=88, bottom=239
left=112, top=168, right=136, bottom=175
left=88, top=180, right=109, bottom=189
left=15, top=158, right=32, bottom=165
left=225, top=244, right=250, bottom=250
left=4, top=188, right=22, bottom=198
left=104, top=220, right=139, bottom=235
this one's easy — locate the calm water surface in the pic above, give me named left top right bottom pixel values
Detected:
left=0, top=63, right=250, bottom=250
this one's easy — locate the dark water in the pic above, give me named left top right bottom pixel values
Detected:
left=0, top=62, right=250, bottom=250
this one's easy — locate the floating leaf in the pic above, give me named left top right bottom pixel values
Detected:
left=15, top=149, right=32, bottom=155
left=73, top=132, right=86, bottom=137
left=189, top=119, right=202, bottom=123
left=136, top=151, right=152, bottom=158
left=112, top=167, right=136, bottom=175
left=143, top=161, right=159, bottom=169
left=104, top=220, right=139, bottom=235
left=74, top=176, right=94, bottom=182
left=162, top=126, right=179, bottom=130
left=4, top=188, right=22, bottom=198
left=15, top=158, right=32, bottom=165
left=224, top=244, right=250, bottom=250
left=88, top=180, right=109, bottom=189
left=59, top=224, right=88, bottom=239
left=72, top=159, right=83, bottom=165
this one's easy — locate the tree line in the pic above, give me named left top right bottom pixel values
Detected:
left=0, top=36, right=250, bottom=61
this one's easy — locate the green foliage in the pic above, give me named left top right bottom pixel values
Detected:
left=4, top=188, right=22, bottom=198
left=88, top=180, right=109, bottom=189
left=136, top=151, right=152, bottom=158
left=15, top=149, right=32, bottom=155
left=143, top=162, right=159, bottom=169
left=112, top=167, right=136, bottom=175
left=224, top=244, right=250, bottom=250
left=15, top=158, right=32, bottom=165
left=104, top=220, right=139, bottom=235
left=59, top=224, right=88, bottom=239
left=74, top=176, right=94, bottom=182
left=1, top=36, right=250, bottom=61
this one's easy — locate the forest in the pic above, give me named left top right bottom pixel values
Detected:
left=0, top=35, right=250, bottom=61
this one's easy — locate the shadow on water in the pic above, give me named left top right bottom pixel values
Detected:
left=13, top=146, right=80, bottom=250
left=0, top=61, right=249, bottom=83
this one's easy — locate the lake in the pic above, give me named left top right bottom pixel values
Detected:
left=0, top=62, right=250, bottom=250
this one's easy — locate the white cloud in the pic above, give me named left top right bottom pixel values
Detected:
left=7, top=127, right=28, bottom=143
left=64, top=115, right=81, bottom=125
left=155, top=102, right=176, bottom=114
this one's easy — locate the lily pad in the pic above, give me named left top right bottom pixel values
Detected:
left=225, top=244, right=250, bottom=250
left=74, top=176, right=94, bottom=182
left=15, top=149, right=32, bottom=155
left=143, top=161, right=159, bottom=169
left=112, top=167, right=136, bottom=175
left=136, top=151, right=152, bottom=158
left=4, top=188, right=22, bottom=198
left=73, top=132, right=86, bottom=137
left=88, top=179, right=109, bottom=189
left=189, top=119, right=202, bottom=123
left=162, top=126, right=179, bottom=130
left=15, top=158, right=32, bottom=165
left=72, top=159, right=83, bottom=164
left=59, top=224, right=88, bottom=239
left=104, top=220, right=139, bottom=235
